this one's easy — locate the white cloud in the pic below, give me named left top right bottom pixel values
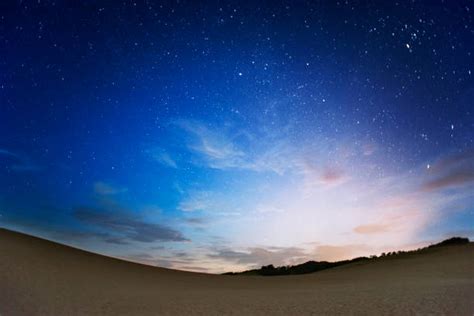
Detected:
left=175, top=119, right=301, bottom=174
left=149, top=148, right=178, bottom=168
left=175, top=120, right=247, bottom=170
left=178, top=191, right=214, bottom=212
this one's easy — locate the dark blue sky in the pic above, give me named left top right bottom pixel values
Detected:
left=1, top=1, right=473, bottom=272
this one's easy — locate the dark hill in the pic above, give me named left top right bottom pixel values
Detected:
left=224, top=237, right=471, bottom=276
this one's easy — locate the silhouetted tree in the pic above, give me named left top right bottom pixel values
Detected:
left=225, top=236, right=471, bottom=276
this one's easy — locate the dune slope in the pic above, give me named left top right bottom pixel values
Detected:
left=1, top=228, right=473, bottom=315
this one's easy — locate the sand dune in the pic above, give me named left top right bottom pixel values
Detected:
left=1, top=228, right=473, bottom=315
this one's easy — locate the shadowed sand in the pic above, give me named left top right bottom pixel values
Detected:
left=1, top=228, right=473, bottom=315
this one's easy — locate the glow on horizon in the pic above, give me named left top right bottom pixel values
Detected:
left=6, top=119, right=472, bottom=274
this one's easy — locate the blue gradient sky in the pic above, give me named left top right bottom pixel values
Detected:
left=1, top=1, right=473, bottom=273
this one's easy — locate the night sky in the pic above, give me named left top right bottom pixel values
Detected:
left=1, top=1, right=473, bottom=273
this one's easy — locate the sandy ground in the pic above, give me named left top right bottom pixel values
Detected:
left=0, top=228, right=473, bottom=315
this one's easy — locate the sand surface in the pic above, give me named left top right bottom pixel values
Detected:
left=1, top=228, right=473, bottom=315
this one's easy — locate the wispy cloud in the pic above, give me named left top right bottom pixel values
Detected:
left=422, top=150, right=474, bottom=191
left=184, top=217, right=208, bottom=226
left=430, top=150, right=474, bottom=171
left=208, top=246, right=309, bottom=268
left=0, top=148, right=40, bottom=172
left=176, top=190, right=244, bottom=218
left=178, top=191, right=214, bottom=212
left=175, top=120, right=247, bottom=170
left=424, top=170, right=474, bottom=191
left=93, top=181, right=127, bottom=195
left=0, top=211, right=124, bottom=248
left=74, top=207, right=189, bottom=243
left=0, top=149, right=17, bottom=157
left=354, top=223, right=391, bottom=234
left=320, top=167, right=347, bottom=185
left=175, top=119, right=350, bottom=181
left=148, top=147, right=178, bottom=168
left=299, top=162, right=350, bottom=192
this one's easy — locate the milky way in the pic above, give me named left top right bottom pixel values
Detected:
left=1, top=1, right=473, bottom=272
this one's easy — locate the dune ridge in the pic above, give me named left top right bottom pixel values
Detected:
left=1, top=228, right=473, bottom=315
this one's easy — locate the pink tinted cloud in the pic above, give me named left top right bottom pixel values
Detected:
left=321, top=167, right=346, bottom=185
left=362, top=143, right=376, bottom=156
left=354, top=223, right=391, bottom=234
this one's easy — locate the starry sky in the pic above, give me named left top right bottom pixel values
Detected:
left=1, top=1, right=473, bottom=273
